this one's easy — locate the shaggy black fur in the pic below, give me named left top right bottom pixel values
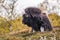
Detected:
left=22, top=7, right=52, bottom=32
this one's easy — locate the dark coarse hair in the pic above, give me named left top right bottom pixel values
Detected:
left=25, top=7, right=41, bottom=15
left=22, top=7, right=53, bottom=32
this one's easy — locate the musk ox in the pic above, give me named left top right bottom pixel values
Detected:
left=22, top=7, right=52, bottom=32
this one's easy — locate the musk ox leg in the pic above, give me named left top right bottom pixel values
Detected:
left=40, top=26, right=44, bottom=32
left=30, top=28, right=36, bottom=32
left=47, top=26, right=53, bottom=31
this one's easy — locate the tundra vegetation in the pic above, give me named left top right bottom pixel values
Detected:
left=0, top=13, right=60, bottom=40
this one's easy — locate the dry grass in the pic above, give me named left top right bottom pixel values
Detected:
left=0, top=27, right=60, bottom=40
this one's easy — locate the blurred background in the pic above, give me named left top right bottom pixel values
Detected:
left=0, top=0, right=60, bottom=40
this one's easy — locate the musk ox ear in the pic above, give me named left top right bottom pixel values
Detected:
left=25, top=7, right=41, bottom=14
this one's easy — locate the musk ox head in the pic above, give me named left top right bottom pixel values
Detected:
left=22, top=7, right=42, bottom=25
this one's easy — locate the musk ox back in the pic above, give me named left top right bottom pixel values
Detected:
left=22, top=7, right=52, bottom=32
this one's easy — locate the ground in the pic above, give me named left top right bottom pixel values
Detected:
left=0, top=27, right=60, bottom=40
